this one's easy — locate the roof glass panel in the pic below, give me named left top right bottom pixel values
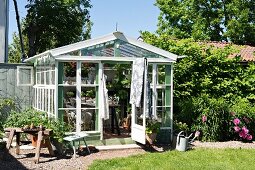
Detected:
left=80, top=39, right=164, bottom=58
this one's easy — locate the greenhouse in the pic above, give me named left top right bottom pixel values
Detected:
left=22, top=32, right=178, bottom=144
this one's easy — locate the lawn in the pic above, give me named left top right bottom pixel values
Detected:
left=88, top=148, right=255, bottom=170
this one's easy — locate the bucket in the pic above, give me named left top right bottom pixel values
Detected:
left=176, top=131, right=189, bottom=151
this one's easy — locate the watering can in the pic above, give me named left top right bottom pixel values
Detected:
left=175, top=131, right=200, bottom=151
left=176, top=131, right=193, bottom=151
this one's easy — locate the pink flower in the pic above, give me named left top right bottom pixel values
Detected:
left=246, top=134, right=253, bottom=140
left=233, top=118, right=240, bottom=125
left=234, top=126, right=240, bottom=133
left=239, top=131, right=247, bottom=139
left=202, top=115, right=207, bottom=123
left=242, top=127, right=249, bottom=134
left=195, top=131, right=200, bottom=137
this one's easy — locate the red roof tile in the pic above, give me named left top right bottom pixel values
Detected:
left=204, top=42, right=255, bottom=61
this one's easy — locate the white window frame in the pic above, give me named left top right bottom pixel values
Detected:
left=17, top=66, right=34, bottom=86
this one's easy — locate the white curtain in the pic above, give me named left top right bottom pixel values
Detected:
left=100, top=73, right=109, bottom=120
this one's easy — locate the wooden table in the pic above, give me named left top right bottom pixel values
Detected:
left=4, top=128, right=54, bottom=164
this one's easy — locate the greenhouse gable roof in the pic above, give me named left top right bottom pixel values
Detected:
left=25, top=32, right=178, bottom=62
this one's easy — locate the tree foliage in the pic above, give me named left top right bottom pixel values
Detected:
left=156, top=0, right=255, bottom=45
left=8, top=31, right=29, bottom=63
left=24, top=0, right=92, bottom=57
left=141, top=31, right=255, bottom=101
left=141, top=31, right=255, bottom=141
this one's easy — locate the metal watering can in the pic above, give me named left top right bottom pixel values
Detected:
left=176, top=131, right=193, bottom=151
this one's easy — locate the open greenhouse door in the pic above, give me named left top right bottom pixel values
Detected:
left=131, top=103, right=146, bottom=144
left=130, top=58, right=147, bottom=145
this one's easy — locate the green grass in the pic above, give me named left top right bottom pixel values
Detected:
left=88, top=148, right=255, bottom=170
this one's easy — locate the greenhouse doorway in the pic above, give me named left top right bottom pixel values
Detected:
left=102, top=63, right=132, bottom=140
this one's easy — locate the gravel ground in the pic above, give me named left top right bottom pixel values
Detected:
left=192, top=141, right=255, bottom=149
left=1, top=141, right=255, bottom=170
left=0, top=147, right=146, bottom=170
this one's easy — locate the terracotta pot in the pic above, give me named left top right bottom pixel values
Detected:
left=30, top=135, right=47, bottom=148
left=146, top=133, right=157, bottom=145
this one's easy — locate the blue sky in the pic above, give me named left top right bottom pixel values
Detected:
left=8, top=0, right=160, bottom=44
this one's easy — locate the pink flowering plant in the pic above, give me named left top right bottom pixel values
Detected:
left=231, top=115, right=253, bottom=141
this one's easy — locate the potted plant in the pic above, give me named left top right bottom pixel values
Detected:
left=66, top=91, right=75, bottom=98
left=146, top=119, right=161, bottom=145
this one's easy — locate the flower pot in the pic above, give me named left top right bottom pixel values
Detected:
left=146, top=133, right=157, bottom=145
left=30, top=135, right=47, bottom=148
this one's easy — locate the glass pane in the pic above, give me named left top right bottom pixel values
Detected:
left=46, top=71, right=50, bottom=85
left=135, top=107, right=143, bottom=126
left=81, top=63, right=97, bottom=85
left=81, top=109, right=96, bottom=131
left=36, top=72, right=41, bottom=84
left=81, top=87, right=97, bottom=104
left=148, top=64, right=153, bottom=83
left=50, top=70, right=55, bottom=85
left=103, top=64, right=116, bottom=86
left=63, top=62, right=77, bottom=85
left=63, top=109, right=76, bottom=132
left=157, top=88, right=165, bottom=107
left=156, top=107, right=164, bottom=123
left=157, top=65, right=165, bottom=85
left=63, top=87, right=76, bottom=108
left=44, top=89, right=48, bottom=112
left=41, top=68, right=45, bottom=84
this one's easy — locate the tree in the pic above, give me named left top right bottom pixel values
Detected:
left=24, top=0, right=92, bottom=57
left=156, top=0, right=255, bottom=45
left=8, top=28, right=29, bottom=63
left=141, top=31, right=252, bottom=101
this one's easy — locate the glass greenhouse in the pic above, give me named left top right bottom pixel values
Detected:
left=24, top=32, right=178, bottom=144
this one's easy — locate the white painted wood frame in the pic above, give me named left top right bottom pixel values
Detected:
left=76, top=61, right=82, bottom=133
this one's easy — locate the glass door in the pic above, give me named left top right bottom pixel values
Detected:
left=131, top=61, right=147, bottom=144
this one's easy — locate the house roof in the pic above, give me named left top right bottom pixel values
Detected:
left=25, top=32, right=178, bottom=63
left=206, top=42, right=255, bottom=61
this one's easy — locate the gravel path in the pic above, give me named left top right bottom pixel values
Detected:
left=1, top=141, right=255, bottom=170
left=0, top=147, right=146, bottom=170
left=192, top=141, right=255, bottom=149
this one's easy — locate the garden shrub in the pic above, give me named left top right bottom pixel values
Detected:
left=191, top=95, right=230, bottom=141
left=0, top=98, right=16, bottom=131
left=229, top=97, right=255, bottom=141
left=177, top=95, right=255, bottom=142
left=141, top=32, right=255, bottom=142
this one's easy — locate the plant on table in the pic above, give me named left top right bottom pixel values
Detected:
left=4, top=109, right=71, bottom=143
